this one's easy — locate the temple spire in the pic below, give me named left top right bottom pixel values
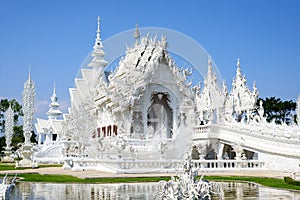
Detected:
left=47, top=83, right=62, bottom=120
left=236, top=58, right=242, bottom=78
left=50, top=83, right=57, bottom=102
left=207, top=56, right=213, bottom=83
left=237, top=58, right=240, bottom=67
left=28, top=66, right=31, bottom=81
left=88, top=16, right=108, bottom=75
left=134, top=22, right=140, bottom=43
left=94, top=16, right=103, bottom=48
left=97, top=16, right=100, bottom=35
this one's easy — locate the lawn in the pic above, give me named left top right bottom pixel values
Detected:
left=0, top=163, right=63, bottom=171
left=0, top=163, right=17, bottom=171
left=12, top=173, right=171, bottom=184
left=206, top=176, right=300, bottom=191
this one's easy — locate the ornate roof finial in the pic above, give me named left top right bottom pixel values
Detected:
left=97, top=16, right=101, bottom=39
left=236, top=58, right=242, bottom=77
left=53, top=82, right=56, bottom=94
left=134, top=22, right=140, bottom=42
left=51, top=83, right=57, bottom=102
left=94, top=16, right=103, bottom=48
left=208, top=56, right=212, bottom=66
left=28, top=66, right=31, bottom=81
left=207, top=56, right=213, bottom=78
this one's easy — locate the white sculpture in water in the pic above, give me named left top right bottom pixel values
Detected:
left=157, top=154, right=222, bottom=200
left=0, top=174, right=17, bottom=199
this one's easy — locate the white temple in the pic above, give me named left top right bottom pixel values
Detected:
left=34, top=17, right=300, bottom=173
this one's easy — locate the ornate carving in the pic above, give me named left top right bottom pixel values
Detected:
left=225, top=59, right=258, bottom=121
left=22, top=71, right=35, bottom=146
left=4, top=105, right=14, bottom=150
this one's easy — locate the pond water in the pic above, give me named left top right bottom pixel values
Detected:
left=6, top=181, right=300, bottom=200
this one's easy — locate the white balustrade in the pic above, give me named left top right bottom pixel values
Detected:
left=191, top=159, right=264, bottom=171
left=62, top=154, right=264, bottom=173
left=194, top=125, right=209, bottom=134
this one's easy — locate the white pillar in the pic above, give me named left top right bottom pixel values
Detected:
left=38, top=133, right=43, bottom=145
left=217, top=143, right=224, bottom=160
left=45, top=132, right=52, bottom=145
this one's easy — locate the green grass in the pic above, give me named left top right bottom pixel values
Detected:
left=0, top=163, right=63, bottom=171
left=36, top=164, right=63, bottom=168
left=205, top=176, right=300, bottom=191
left=0, top=163, right=17, bottom=171
left=16, top=173, right=171, bottom=183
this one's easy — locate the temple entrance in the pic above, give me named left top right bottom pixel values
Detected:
left=147, top=92, right=173, bottom=139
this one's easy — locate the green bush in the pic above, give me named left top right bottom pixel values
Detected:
left=284, top=177, right=300, bottom=186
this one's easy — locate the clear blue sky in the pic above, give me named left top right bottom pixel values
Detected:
left=0, top=0, right=300, bottom=119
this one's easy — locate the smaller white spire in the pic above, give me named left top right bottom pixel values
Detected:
left=47, top=83, right=62, bottom=120
left=237, top=58, right=240, bottom=67
left=208, top=56, right=212, bottom=66
left=97, top=16, right=101, bottom=39
left=50, top=83, right=57, bottom=102
left=134, top=22, right=140, bottom=42
left=28, top=66, right=31, bottom=81
left=207, top=56, right=213, bottom=81
left=24, top=66, right=35, bottom=90
left=236, top=58, right=242, bottom=78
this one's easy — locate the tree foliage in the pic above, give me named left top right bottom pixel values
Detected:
left=257, top=97, right=297, bottom=125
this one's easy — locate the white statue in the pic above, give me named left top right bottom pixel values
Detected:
left=4, top=105, right=14, bottom=150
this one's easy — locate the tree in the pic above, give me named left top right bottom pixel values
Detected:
left=257, top=97, right=296, bottom=125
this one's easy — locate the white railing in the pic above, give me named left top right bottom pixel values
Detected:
left=191, top=159, right=264, bottom=171
left=67, top=158, right=183, bottom=173
left=117, top=160, right=182, bottom=170
left=66, top=156, right=264, bottom=173
left=194, top=125, right=209, bottom=134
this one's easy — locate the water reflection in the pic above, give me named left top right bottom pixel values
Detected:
left=7, top=181, right=300, bottom=200
left=212, top=182, right=300, bottom=200
left=10, top=182, right=158, bottom=200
